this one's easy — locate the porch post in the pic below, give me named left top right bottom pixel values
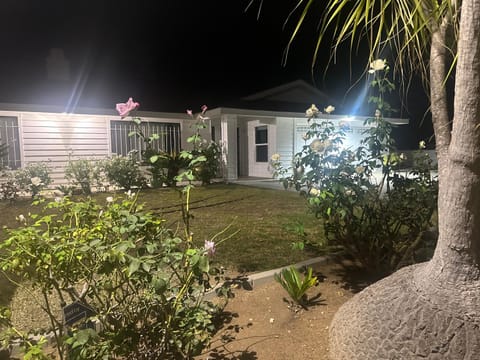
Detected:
left=220, top=114, right=238, bottom=181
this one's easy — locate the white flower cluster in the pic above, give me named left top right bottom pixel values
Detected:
left=310, top=139, right=332, bottom=153
left=305, top=104, right=320, bottom=118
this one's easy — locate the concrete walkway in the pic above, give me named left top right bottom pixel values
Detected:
left=230, top=177, right=287, bottom=190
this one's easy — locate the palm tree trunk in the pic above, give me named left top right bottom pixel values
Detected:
left=424, top=0, right=480, bottom=284
left=330, top=1, right=480, bottom=357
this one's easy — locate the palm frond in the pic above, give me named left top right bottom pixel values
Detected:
left=248, top=0, right=459, bottom=87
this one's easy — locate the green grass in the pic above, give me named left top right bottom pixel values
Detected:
left=0, top=183, right=327, bottom=307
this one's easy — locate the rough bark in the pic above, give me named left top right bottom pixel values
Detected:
left=330, top=264, right=480, bottom=359
left=329, top=1, right=480, bottom=359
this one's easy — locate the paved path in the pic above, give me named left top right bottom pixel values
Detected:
left=231, top=177, right=287, bottom=190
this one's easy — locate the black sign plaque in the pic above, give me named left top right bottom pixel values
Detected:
left=63, top=301, right=95, bottom=327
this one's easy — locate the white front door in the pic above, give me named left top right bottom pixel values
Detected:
left=247, top=120, right=275, bottom=178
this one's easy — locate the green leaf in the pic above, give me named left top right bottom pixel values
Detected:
left=152, top=276, right=167, bottom=293
left=89, top=239, right=101, bottom=247
left=146, top=242, right=157, bottom=254
left=190, top=253, right=200, bottom=266
left=141, top=261, right=151, bottom=273
left=115, top=241, right=134, bottom=253
left=190, top=156, right=207, bottom=165
left=197, top=256, right=210, bottom=273
left=150, top=155, right=159, bottom=163
left=71, top=328, right=97, bottom=349
left=128, top=258, right=141, bottom=277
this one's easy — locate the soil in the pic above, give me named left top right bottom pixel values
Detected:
left=4, top=258, right=373, bottom=360
left=197, top=258, right=373, bottom=360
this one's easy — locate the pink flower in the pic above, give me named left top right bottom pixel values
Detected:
left=201, top=105, right=208, bottom=114
left=204, top=240, right=215, bottom=257
left=116, top=97, right=139, bottom=118
left=186, top=109, right=193, bottom=116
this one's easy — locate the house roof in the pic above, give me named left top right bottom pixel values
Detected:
left=0, top=102, right=186, bottom=119
left=207, top=107, right=409, bottom=125
left=242, top=79, right=331, bottom=103
left=221, top=79, right=334, bottom=113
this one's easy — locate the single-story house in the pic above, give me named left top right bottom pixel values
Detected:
left=0, top=80, right=408, bottom=186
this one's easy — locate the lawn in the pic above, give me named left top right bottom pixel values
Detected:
left=0, top=183, right=327, bottom=308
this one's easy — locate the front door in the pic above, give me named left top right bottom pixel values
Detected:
left=247, top=120, right=274, bottom=177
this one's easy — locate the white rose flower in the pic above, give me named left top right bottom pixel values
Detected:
left=271, top=153, right=281, bottom=162
left=106, top=196, right=114, bottom=203
left=345, top=189, right=355, bottom=196
left=17, top=214, right=26, bottom=223
left=305, top=104, right=320, bottom=118
left=369, top=59, right=386, bottom=73
left=419, top=140, right=426, bottom=149
left=31, top=177, right=42, bottom=186
left=355, top=166, right=365, bottom=174
left=310, top=188, right=320, bottom=196
left=324, top=105, right=335, bottom=114
left=310, top=139, right=325, bottom=153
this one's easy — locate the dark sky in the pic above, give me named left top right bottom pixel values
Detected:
left=0, top=0, right=432, bottom=147
left=0, top=1, right=319, bottom=110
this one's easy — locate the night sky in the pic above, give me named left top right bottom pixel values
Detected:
left=0, top=0, right=433, bottom=148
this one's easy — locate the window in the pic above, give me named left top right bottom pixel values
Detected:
left=110, top=121, right=181, bottom=158
left=0, top=116, right=21, bottom=169
left=255, top=126, right=268, bottom=162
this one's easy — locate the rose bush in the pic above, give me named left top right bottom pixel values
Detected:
left=271, top=62, right=438, bottom=277
left=0, top=99, right=232, bottom=359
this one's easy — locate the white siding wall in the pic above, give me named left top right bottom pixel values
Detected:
left=0, top=110, right=186, bottom=187
left=17, top=112, right=110, bottom=185
left=275, top=117, right=295, bottom=169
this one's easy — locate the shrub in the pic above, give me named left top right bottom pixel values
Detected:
left=144, top=150, right=188, bottom=187
left=272, top=64, right=438, bottom=277
left=0, top=189, right=230, bottom=359
left=127, top=105, right=222, bottom=187
left=14, top=162, right=52, bottom=197
left=191, top=141, right=222, bottom=185
left=0, top=170, right=19, bottom=202
left=102, top=154, right=147, bottom=190
left=54, top=184, right=77, bottom=196
left=64, top=158, right=103, bottom=195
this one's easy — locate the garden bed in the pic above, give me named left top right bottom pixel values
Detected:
left=197, top=258, right=373, bottom=360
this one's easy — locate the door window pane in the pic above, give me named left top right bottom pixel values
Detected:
left=256, top=145, right=268, bottom=162
left=255, top=126, right=268, bottom=163
left=255, top=126, right=267, bottom=144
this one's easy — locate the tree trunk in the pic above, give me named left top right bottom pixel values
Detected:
left=329, top=1, right=480, bottom=358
